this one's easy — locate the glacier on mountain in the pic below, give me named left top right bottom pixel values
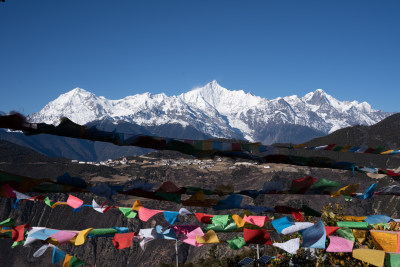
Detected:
left=28, top=81, right=390, bottom=144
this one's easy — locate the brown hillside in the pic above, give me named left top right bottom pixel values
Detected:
left=305, top=113, right=400, bottom=149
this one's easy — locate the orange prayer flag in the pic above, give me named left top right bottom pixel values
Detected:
left=331, top=184, right=359, bottom=197
left=370, top=230, right=399, bottom=253
left=132, top=200, right=143, bottom=211
left=62, top=254, right=73, bottom=267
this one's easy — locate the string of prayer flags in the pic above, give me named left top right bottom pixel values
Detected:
left=300, top=221, right=326, bottom=249
left=353, top=248, right=386, bottom=267
left=273, top=238, right=300, bottom=254
left=243, top=228, right=272, bottom=245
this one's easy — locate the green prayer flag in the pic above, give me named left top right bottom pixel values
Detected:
left=155, top=192, right=181, bottom=204
left=309, top=178, right=340, bottom=193
left=345, top=195, right=353, bottom=201
left=118, top=207, right=137, bottom=219
left=88, top=228, right=118, bottom=236
left=336, top=227, right=355, bottom=242
left=337, top=221, right=369, bottom=229
left=0, top=218, right=15, bottom=227
left=227, top=236, right=246, bottom=250
left=211, top=215, right=230, bottom=226
left=332, top=146, right=343, bottom=151
left=69, top=256, right=87, bottom=267
left=186, top=187, right=214, bottom=195
left=385, top=253, right=400, bottom=267
left=0, top=172, right=23, bottom=182
left=301, top=205, right=321, bottom=217
left=44, top=197, right=56, bottom=207
left=373, top=223, right=390, bottom=230
left=11, top=240, right=24, bottom=248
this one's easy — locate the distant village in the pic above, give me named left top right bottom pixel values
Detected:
left=70, top=155, right=267, bottom=169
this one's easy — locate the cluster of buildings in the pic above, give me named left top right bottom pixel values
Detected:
left=71, top=157, right=129, bottom=167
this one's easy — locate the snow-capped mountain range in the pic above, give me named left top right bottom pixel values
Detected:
left=28, top=81, right=391, bottom=144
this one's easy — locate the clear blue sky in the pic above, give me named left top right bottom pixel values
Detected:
left=1, top=0, right=399, bottom=115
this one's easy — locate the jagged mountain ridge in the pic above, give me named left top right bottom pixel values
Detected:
left=28, top=81, right=391, bottom=144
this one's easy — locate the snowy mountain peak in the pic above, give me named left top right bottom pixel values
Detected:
left=28, top=81, right=392, bottom=144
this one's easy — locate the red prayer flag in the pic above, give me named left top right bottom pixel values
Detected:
left=325, top=226, right=340, bottom=237
left=290, top=176, right=317, bottom=194
left=112, top=232, right=137, bottom=249
left=324, top=144, right=336, bottom=151
left=11, top=224, right=29, bottom=242
left=195, top=213, right=214, bottom=224
left=243, top=228, right=272, bottom=245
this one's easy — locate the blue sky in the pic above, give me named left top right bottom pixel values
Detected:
left=1, top=0, right=399, bottom=115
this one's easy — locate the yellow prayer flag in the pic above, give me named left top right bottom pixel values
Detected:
left=370, top=230, right=399, bottom=253
left=196, top=230, right=219, bottom=244
left=47, top=238, right=60, bottom=246
left=202, top=141, right=213, bottom=151
left=62, top=254, right=73, bottom=267
left=352, top=248, right=385, bottom=267
left=132, top=200, right=143, bottom=211
left=74, top=228, right=93, bottom=246
left=340, top=145, right=352, bottom=152
left=352, top=229, right=368, bottom=244
left=232, top=215, right=246, bottom=228
left=331, top=184, right=360, bottom=197
left=294, top=144, right=306, bottom=148
left=343, top=215, right=367, bottom=222
left=381, top=150, right=394, bottom=155
left=50, top=202, right=68, bottom=208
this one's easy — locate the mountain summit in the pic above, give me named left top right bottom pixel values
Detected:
left=28, top=81, right=391, bottom=144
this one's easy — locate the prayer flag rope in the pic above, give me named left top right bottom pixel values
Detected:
left=2, top=217, right=400, bottom=267
left=1, top=114, right=400, bottom=176
left=1, top=170, right=399, bottom=208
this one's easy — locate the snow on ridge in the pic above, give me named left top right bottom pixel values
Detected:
left=27, top=81, right=391, bottom=142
